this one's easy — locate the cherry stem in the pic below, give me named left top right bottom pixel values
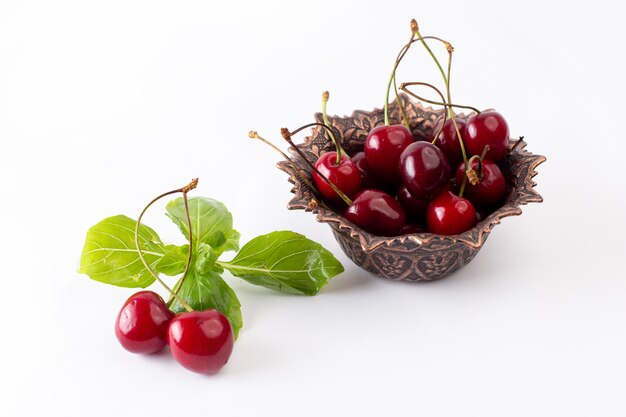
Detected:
left=248, top=131, right=320, bottom=195
left=165, top=188, right=195, bottom=308
left=399, top=81, right=448, bottom=144
left=384, top=19, right=417, bottom=128
left=414, top=24, right=449, bottom=98
left=462, top=145, right=490, bottom=194
left=399, top=81, right=468, bottom=161
left=280, top=125, right=353, bottom=206
left=445, top=50, right=468, bottom=163
left=135, top=179, right=198, bottom=313
left=477, top=144, right=491, bottom=178
left=399, top=82, right=480, bottom=117
left=414, top=23, right=479, bottom=164
left=459, top=173, right=467, bottom=198
left=321, top=91, right=344, bottom=165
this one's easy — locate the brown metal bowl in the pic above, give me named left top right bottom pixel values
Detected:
left=277, top=96, right=545, bottom=281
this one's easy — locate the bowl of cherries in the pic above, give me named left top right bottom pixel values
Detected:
left=257, top=20, right=545, bottom=281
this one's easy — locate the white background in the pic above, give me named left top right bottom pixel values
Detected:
left=1, top=1, right=625, bottom=416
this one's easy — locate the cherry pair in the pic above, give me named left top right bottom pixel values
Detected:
left=115, top=291, right=234, bottom=374
left=433, top=111, right=509, bottom=167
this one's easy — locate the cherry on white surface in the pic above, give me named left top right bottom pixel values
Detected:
left=1, top=1, right=625, bottom=416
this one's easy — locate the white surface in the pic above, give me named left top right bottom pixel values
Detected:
left=1, top=1, right=625, bottom=416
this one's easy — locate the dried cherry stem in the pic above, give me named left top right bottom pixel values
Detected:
left=248, top=131, right=319, bottom=195
left=384, top=19, right=418, bottom=128
left=461, top=145, right=491, bottom=197
left=464, top=155, right=481, bottom=186
left=321, top=91, right=345, bottom=165
left=135, top=178, right=198, bottom=312
left=280, top=125, right=353, bottom=206
left=399, top=82, right=480, bottom=118
left=399, top=81, right=448, bottom=143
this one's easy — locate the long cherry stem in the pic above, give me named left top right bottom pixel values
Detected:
left=384, top=19, right=417, bottom=127
left=166, top=185, right=195, bottom=308
left=400, top=82, right=481, bottom=115
left=280, top=125, right=353, bottom=206
left=399, top=81, right=448, bottom=143
left=248, top=131, right=320, bottom=195
left=135, top=179, right=197, bottom=312
left=414, top=23, right=448, bottom=94
left=413, top=22, right=477, bottom=169
left=321, top=91, right=344, bottom=165
left=444, top=50, right=468, bottom=164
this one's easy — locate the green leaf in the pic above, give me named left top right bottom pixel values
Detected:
left=79, top=215, right=165, bottom=288
left=169, top=269, right=243, bottom=339
left=222, top=229, right=241, bottom=254
left=194, top=243, right=221, bottom=274
left=166, top=197, right=234, bottom=250
left=219, top=231, right=344, bottom=295
left=155, top=244, right=189, bottom=276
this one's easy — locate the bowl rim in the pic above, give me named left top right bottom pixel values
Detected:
left=277, top=96, right=546, bottom=253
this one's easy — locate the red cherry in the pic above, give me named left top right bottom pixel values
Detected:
left=455, top=159, right=506, bottom=207
left=312, top=152, right=361, bottom=205
left=465, top=111, right=510, bottom=161
left=344, top=189, right=406, bottom=236
left=351, top=151, right=377, bottom=189
left=430, top=117, right=467, bottom=168
left=426, top=191, right=476, bottom=235
left=115, top=291, right=174, bottom=354
left=364, top=125, right=413, bottom=185
left=168, top=309, right=234, bottom=374
left=396, top=185, right=429, bottom=223
left=399, top=141, right=450, bottom=199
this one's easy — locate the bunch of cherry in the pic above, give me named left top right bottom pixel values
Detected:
left=115, top=290, right=234, bottom=374
left=112, top=180, right=234, bottom=375
left=299, top=21, right=510, bottom=237
left=315, top=108, right=510, bottom=237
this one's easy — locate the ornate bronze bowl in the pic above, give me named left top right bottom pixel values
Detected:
left=277, top=96, right=545, bottom=281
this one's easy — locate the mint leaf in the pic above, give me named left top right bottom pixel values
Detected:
left=155, top=244, right=189, bottom=276
left=169, top=269, right=243, bottom=339
left=166, top=197, right=237, bottom=253
left=219, top=231, right=344, bottom=295
left=79, top=215, right=165, bottom=288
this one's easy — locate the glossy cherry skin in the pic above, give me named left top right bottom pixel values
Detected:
left=399, top=141, right=450, bottom=199
left=344, top=189, right=406, bottom=236
left=364, top=125, right=414, bottom=185
left=455, top=159, right=506, bottom=207
left=426, top=191, right=476, bottom=235
left=430, top=117, right=467, bottom=168
left=313, top=152, right=361, bottom=205
left=396, top=185, right=429, bottom=223
left=115, top=291, right=174, bottom=354
left=351, top=151, right=377, bottom=189
left=465, top=111, right=509, bottom=161
left=168, top=309, right=234, bottom=374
